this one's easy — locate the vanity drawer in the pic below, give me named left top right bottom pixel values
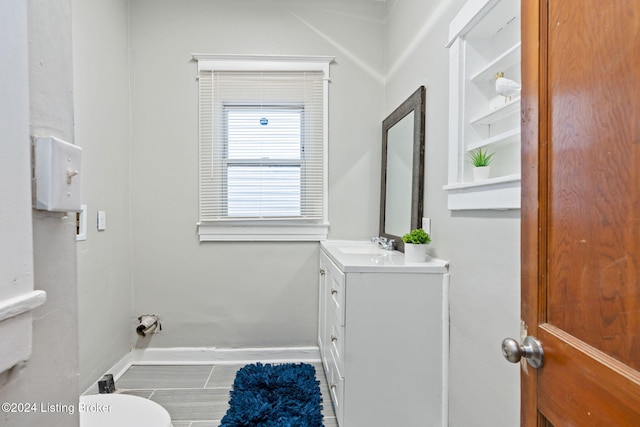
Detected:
left=323, top=252, right=346, bottom=326
left=327, top=349, right=345, bottom=426
left=328, top=311, right=345, bottom=372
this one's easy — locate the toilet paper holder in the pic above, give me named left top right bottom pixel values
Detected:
left=137, top=314, right=161, bottom=337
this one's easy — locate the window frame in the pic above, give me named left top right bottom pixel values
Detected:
left=193, top=54, right=333, bottom=241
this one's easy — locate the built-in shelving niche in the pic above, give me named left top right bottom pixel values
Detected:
left=445, top=0, right=521, bottom=210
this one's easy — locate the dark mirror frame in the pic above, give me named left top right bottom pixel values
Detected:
left=379, top=86, right=425, bottom=252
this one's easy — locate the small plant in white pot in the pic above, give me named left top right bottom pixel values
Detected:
left=402, top=228, right=431, bottom=263
left=467, top=147, right=495, bottom=181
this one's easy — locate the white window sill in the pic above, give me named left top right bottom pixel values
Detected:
left=197, top=221, right=329, bottom=242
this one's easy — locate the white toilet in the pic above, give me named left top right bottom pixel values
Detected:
left=79, top=393, right=173, bottom=427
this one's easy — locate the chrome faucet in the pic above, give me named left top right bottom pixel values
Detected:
left=371, top=236, right=395, bottom=250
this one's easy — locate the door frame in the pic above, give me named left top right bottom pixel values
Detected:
left=520, top=0, right=544, bottom=425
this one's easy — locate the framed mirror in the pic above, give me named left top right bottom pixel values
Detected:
left=379, top=86, right=425, bottom=252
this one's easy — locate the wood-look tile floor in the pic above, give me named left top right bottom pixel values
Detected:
left=103, top=362, right=337, bottom=427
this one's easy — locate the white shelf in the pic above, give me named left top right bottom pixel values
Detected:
left=443, top=174, right=521, bottom=210
left=467, top=127, right=520, bottom=151
left=470, top=97, right=520, bottom=125
left=443, top=173, right=520, bottom=191
left=446, top=0, right=521, bottom=210
left=470, top=42, right=521, bottom=82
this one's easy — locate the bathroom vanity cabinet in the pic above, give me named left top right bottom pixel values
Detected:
left=318, top=240, right=449, bottom=427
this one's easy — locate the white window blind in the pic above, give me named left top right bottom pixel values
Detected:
left=225, top=106, right=303, bottom=217
left=195, top=55, right=332, bottom=241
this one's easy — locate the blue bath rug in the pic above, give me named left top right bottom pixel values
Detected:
left=220, top=362, right=323, bottom=427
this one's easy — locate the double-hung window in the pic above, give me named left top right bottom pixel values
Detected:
left=224, top=105, right=303, bottom=218
left=194, top=55, right=332, bottom=241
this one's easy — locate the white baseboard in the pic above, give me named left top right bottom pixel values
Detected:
left=127, top=346, right=321, bottom=366
left=84, top=346, right=320, bottom=395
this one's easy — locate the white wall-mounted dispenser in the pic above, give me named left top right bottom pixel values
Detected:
left=33, top=136, right=82, bottom=212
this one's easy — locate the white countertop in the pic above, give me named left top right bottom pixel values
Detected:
left=320, top=240, right=449, bottom=273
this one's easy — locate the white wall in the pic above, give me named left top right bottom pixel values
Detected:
left=73, top=0, right=133, bottom=392
left=0, top=0, right=34, bottom=374
left=384, top=1, right=521, bottom=426
left=0, top=0, right=81, bottom=425
left=69, top=2, right=521, bottom=425
left=127, top=0, right=385, bottom=348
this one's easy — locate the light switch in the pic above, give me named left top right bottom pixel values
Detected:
left=97, top=211, right=106, bottom=231
left=422, top=217, right=431, bottom=235
left=34, top=136, right=82, bottom=212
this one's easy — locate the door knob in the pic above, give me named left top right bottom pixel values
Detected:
left=501, top=336, right=544, bottom=368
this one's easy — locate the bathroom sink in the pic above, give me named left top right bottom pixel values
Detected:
left=332, top=241, right=389, bottom=255
left=321, top=240, right=449, bottom=273
left=338, top=245, right=389, bottom=255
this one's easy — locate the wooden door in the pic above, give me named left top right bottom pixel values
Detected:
left=521, top=0, right=640, bottom=425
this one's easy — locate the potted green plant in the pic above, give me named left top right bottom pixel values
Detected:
left=402, top=228, right=431, bottom=263
left=467, top=147, right=495, bottom=181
